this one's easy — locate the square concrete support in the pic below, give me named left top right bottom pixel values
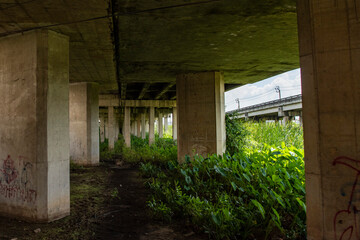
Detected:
left=173, top=108, right=177, bottom=140
left=69, top=82, right=99, bottom=166
left=149, top=107, right=155, bottom=145
left=105, top=117, right=109, bottom=139
left=123, top=107, right=131, bottom=147
left=137, top=117, right=141, bottom=138
left=146, top=120, right=150, bottom=133
left=100, top=115, right=105, bottom=143
left=0, top=30, right=70, bottom=221
left=159, top=112, right=164, bottom=138
left=164, top=114, right=168, bottom=134
left=115, top=115, right=119, bottom=141
left=141, top=113, right=146, bottom=139
left=177, top=72, right=225, bottom=162
left=108, top=107, right=115, bottom=149
left=298, top=1, right=360, bottom=239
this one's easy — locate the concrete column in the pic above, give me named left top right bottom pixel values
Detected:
left=108, top=106, right=115, bottom=149
left=173, top=107, right=178, bottom=140
left=0, top=30, right=70, bottom=221
left=146, top=120, right=150, bottom=133
left=158, top=112, right=164, bottom=138
left=115, top=115, right=119, bottom=141
left=137, top=117, right=141, bottom=138
left=69, top=82, right=100, bottom=166
left=100, top=115, right=105, bottom=143
left=131, top=120, right=136, bottom=136
left=105, top=117, right=109, bottom=139
left=164, top=114, right=168, bottom=134
left=177, top=72, right=225, bottom=162
left=123, top=107, right=131, bottom=147
left=141, top=113, right=146, bottom=139
left=298, top=1, right=360, bottom=239
left=149, top=107, right=155, bottom=145
left=282, top=116, right=290, bottom=126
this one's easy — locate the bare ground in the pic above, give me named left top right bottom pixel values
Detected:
left=0, top=163, right=207, bottom=240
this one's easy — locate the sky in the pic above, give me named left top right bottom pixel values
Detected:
left=225, top=68, right=302, bottom=112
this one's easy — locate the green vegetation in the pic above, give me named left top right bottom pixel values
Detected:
left=143, top=146, right=305, bottom=239
left=101, top=117, right=305, bottom=239
left=243, top=120, right=303, bottom=150
left=100, top=134, right=177, bottom=165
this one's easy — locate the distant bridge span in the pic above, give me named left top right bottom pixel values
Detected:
left=226, top=94, right=302, bottom=120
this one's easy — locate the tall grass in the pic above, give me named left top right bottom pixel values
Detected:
left=244, top=121, right=303, bottom=150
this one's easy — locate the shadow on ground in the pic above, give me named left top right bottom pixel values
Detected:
left=0, top=164, right=207, bottom=240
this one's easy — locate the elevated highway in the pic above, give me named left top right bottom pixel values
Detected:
left=226, top=94, right=302, bottom=120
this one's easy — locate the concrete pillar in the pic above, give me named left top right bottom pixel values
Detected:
left=100, top=115, right=105, bottom=143
left=115, top=115, right=119, bottom=141
left=282, top=116, right=290, bottom=126
left=164, top=114, right=168, bottom=134
left=0, top=30, right=70, bottom=221
left=159, top=112, right=164, bottom=138
left=108, top=106, right=115, bottom=149
left=173, top=107, right=178, bottom=140
left=131, top=120, right=136, bottom=136
left=298, top=1, right=360, bottom=239
left=137, top=117, right=141, bottom=138
left=141, top=113, right=146, bottom=139
left=146, top=120, right=150, bottom=133
left=177, top=72, right=225, bottom=162
left=69, top=82, right=100, bottom=165
left=149, top=107, right=155, bottom=145
left=123, top=107, right=131, bottom=147
left=105, top=117, right=109, bottom=139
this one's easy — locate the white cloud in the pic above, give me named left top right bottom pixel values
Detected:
left=225, top=69, right=301, bottom=111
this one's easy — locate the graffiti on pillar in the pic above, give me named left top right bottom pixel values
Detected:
left=0, top=155, right=36, bottom=203
left=333, top=156, right=360, bottom=240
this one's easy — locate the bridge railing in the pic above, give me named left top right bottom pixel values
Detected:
left=226, top=94, right=302, bottom=115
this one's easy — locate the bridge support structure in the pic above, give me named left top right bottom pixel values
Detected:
left=176, top=71, right=226, bottom=162
left=0, top=30, right=70, bottom=222
left=298, top=0, right=360, bottom=239
left=69, top=82, right=100, bottom=166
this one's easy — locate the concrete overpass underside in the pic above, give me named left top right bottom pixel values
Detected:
left=0, top=1, right=356, bottom=239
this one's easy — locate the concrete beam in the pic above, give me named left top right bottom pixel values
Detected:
left=138, top=83, right=150, bottom=100
left=155, top=82, right=175, bottom=100
left=99, top=95, right=176, bottom=108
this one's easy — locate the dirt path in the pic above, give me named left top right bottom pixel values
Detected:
left=0, top=164, right=207, bottom=240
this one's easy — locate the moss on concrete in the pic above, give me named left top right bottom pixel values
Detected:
left=118, top=0, right=298, bottom=86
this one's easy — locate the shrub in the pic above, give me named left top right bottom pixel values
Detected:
left=142, top=146, right=306, bottom=240
left=225, top=113, right=249, bottom=155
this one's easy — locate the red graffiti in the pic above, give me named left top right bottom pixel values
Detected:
left=333, top=156, right=360, bottom=240
left=1, top=155, right=17, bottom=184
left=0, top=155, right=36, bottom=203
left=0, top=183, right=36, bottom=203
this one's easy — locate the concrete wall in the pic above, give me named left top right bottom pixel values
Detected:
left=69, top=82, right=99, bottom=165
left=177, top=72, right=225, bottom=162
left=0, top=30, right=70, bottom=221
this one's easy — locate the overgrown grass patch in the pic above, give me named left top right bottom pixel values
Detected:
left=142, top=146, right=306, bottom=239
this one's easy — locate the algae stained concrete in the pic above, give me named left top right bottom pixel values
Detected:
left=177, top=72, right=225, bottom=162
left=0, top=30, right=70, bottom=222
left=69, top=82, right=100, bottom=166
